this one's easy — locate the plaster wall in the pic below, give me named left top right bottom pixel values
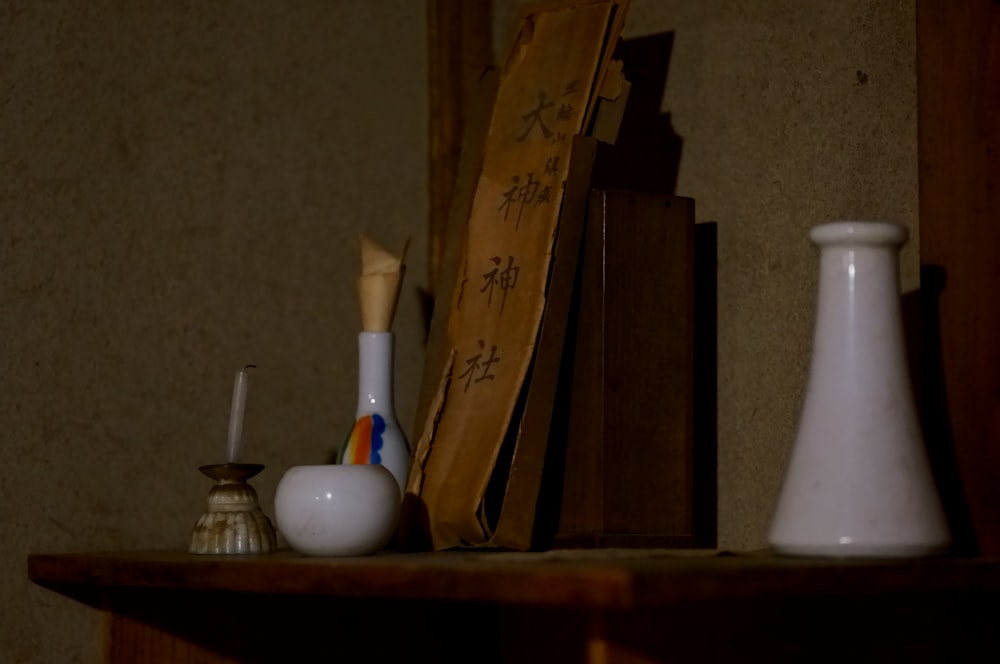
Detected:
left=2, top=2, right=427, bottom=661
left=2, top=0, right=917, bottom=661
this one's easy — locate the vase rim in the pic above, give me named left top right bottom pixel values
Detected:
left=810, top=221, right=908, bottom=246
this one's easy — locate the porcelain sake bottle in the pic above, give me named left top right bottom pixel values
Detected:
left=769, top=221, right=951, bottom=558
left=339, top=331, right=410, bottom=496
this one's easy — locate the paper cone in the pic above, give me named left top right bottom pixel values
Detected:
left=358, top=234, right=408, bottom=332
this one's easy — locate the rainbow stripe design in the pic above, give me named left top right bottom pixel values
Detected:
left=342, top=413, right=385, bottom=465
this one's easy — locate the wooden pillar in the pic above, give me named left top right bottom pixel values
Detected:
left=917, top=1, right=1000, bottom=554
left=426, top=0, right=493, bottom=294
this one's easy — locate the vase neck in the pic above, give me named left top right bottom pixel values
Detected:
left=812, top=223, right=904, bottom=316
left=357, top=332, right=395, bottom=419
left=809, top=224, right=909, bottom=397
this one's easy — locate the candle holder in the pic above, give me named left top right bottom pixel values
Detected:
left=189, top=463, right=277, bottom=555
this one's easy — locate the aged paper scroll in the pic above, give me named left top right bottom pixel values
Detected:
left=407, top=0, right=629, bottom=549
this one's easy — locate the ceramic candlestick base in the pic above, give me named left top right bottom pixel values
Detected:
left=190, top=463, right=277, bottom=555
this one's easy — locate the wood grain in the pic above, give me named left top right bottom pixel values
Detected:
left=426, top=0, right=493, bottom=294
left=32, top=550, right=1000, bottom=662
left=30, top=549, right=1000, bottom=610
left=553, top=191, right=698, bottom=547
left=99, top=590, right=1000, bottom=663
left=917, top=0, right=1000, bottom=554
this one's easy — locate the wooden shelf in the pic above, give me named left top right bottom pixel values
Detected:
left=29, top=548, right=1000, bottom=608
left=28, top=549, right=1000, bottom=662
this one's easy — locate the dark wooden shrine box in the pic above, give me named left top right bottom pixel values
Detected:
left=538, top=189, right=715, bottom=550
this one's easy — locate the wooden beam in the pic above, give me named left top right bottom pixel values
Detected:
left=917, top=1, right=1000, bottom=554
left=426, top=0, right=493, bottom=295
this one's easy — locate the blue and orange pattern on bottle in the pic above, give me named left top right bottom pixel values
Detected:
left=341, top=413, right=386, bottom=465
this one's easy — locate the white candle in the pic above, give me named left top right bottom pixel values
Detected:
left=225, top=364, right=255, bottom=463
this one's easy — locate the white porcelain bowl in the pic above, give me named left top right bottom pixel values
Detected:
left=274, top=464, right=400, bottom=557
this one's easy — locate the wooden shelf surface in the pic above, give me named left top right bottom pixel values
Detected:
left=28, top=548, right=1000, bottom=610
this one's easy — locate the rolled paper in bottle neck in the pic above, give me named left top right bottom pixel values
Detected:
left=357, top=234, right=407, bottom=332
left=358, top=270, right=405, bottom=332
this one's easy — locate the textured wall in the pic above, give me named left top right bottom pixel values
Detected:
left=1, top=2, right=427, bottom=662
left=496, top=0, right=919, bottom=550
left=3, top=0, right=917, bottom=661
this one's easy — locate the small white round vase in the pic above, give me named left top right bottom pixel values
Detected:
left=274, top=464, right=400, bottom=557
left=768, top=221, right=952, bottom=558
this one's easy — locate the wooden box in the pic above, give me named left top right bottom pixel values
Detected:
left=543, top=189, right=709, bottom=548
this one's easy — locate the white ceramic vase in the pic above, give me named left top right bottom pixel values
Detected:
left=768, top=221, right=951, bottom=558
left=275, top=464, right=400, bottom=556
left=339, top=332, right=410, bottom=495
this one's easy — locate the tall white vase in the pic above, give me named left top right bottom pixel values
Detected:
left=339, top=332, right=411, bottom=496
left=769, top=221, right=951, bottom=558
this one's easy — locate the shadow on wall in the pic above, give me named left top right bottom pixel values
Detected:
left=903, top=265, right=978, bottom=556
left=693, top=221, right=718, bottom=548
left=592, top=31, right=682, bottom=196
left=596, top=30, right=718, bottom=547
